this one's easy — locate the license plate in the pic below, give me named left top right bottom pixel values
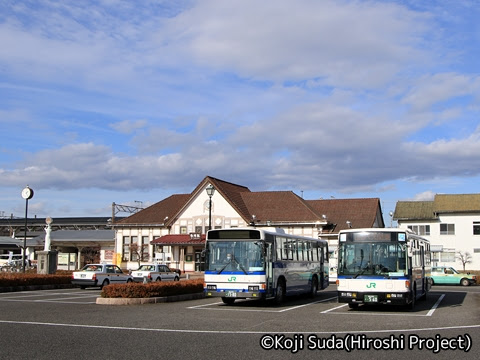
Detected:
left=225, top=291, right=237, bottom=297
left=364, top=295, right=378, bottom=302
left=80, top=274, right=86, bottom=278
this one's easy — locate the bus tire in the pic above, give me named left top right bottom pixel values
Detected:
left=221, top=297, right=235, bottom=305
left=348, top=302, right=358, bottom=309
left=274, top=279, right=286, bottom=305
left=409, top=287, right=416, bottom=310
left=310, top=276, right=318, bottom=298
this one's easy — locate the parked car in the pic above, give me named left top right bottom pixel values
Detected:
left=71, top=264, right=133, bottom=289
left=431, top=266, right=477, bottom=286
left=131, top=264, right=180, bottom=283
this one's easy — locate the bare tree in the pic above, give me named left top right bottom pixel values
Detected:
left=81, top=246, right=100, bottom=265
left=130, top=243, right=149, bottom=268
left=456, top=251, right=472, bottom=272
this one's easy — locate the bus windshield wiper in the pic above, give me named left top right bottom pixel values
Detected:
left=217, top=258, right=248, bottom=275
left=217, top=262, right=230, bottom=274
left=353, top=268, right=366, bottom=279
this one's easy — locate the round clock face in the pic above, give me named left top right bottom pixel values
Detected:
left=21, top=187, right=34, bottom=200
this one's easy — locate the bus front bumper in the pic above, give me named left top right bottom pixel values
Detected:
left=204, top=289, right=266, bottom=300
left=338, top=291, right=409, bottom=306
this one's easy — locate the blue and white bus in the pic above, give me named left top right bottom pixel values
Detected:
left=204, top=228, right=329, bottom=304
left=337, top=228, right=431, bottom=309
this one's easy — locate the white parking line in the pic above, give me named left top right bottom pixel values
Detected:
left=321, top=294, right=446, bottom=317
left=0, top=290, right=100, bottom=304
left=426, top=293, right=445, bottom=316
left=188, top=296, right=337, bottom=312
left=0, top=319, right=478, bottom=335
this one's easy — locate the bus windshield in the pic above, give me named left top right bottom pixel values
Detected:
left=206, top=240, right=265, bottom=274
left=338, top=242, right=407, bottom=277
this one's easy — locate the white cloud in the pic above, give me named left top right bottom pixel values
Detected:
left=413, top=191, right=436, bottom=201
left=110, top=119, right=148, bottom=134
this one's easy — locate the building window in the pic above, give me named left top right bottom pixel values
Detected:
left=473, top=222, right=480, bottom=235
left=180, top=226, right=187, bottom=234
left=130, top=236, right=138, bottom=261
left=440, top=223, right=455, bottom=235
left=440, top=251, right=455, bottom=262
left=141, top=236, right=149, bottom=261
left=122, top=236, right=131, bottom=261
left=408, top=225, right=431, bottom=236
left=473, top=248, right=480, bottom=253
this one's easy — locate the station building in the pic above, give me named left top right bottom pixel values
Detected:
left=113, top=176, right=384, bottom=272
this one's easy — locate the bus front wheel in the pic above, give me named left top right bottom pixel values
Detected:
left=310, top=276, right=318, bottom=298
left=274, top=280, right=286, bottom=305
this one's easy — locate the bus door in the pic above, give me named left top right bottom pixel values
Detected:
left=420, top=245, right=426, bottom=294
left=265, top=243, right=274, bottom=296
left=321, top=246, right=329, bottom=289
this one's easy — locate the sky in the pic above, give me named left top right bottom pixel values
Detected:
left=1, top=0, right=480, bottom=222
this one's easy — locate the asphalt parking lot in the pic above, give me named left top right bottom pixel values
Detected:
left=0, top=285, right=478, bottom=359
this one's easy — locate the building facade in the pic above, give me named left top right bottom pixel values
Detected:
left=394, top=194, right=480, bottom=270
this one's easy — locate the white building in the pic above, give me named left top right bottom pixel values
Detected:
left=394, top=194, right=480, bottom=270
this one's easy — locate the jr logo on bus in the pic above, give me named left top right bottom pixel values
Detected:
left=227, top=277, right=237, bottom=282
left=366, top=282, right=376, bottom=289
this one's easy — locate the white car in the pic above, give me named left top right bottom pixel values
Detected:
left=71, top=264, right=133, bottom=289
left=131, top=264, right=180, bottom=283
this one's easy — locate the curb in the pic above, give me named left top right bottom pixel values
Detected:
left=96, top=292, right=205, bottom=305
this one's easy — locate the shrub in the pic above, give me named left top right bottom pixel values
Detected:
left=0, top=272, right=72, bottom=287
left=101, top=278, right=204, bottom=298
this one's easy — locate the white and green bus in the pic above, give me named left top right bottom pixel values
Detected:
left=337, top=228, right=431, bottom=309
left=204, top=228, right=329, bottom=304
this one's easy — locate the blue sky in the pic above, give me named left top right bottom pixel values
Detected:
left=1, top=0, right=480, bottom=221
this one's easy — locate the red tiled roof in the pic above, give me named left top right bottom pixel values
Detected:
left=307, top=198, right=383, bottom=231
left=242, top=191, right=323, bottom=222
left=115, top=194, right=190, bottom=226
left=115, top=175, right=383, bottom=232
left=151, top=234, right=206, bottom=245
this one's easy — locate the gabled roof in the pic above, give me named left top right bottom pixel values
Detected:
left=393, top=201, right=436, bottom=221
left=116, top=175, right=383, bottom=231
left=394, top=193, right=480, bottom=221
left=307, top=198, right=384, bottom=231
left=115, top=194, right=190, bottom=226
left=433, top=194, right=480, bottom=214
left=188, top=176, right=252, bottom=221
left=241, top=191, right=323, bottom=222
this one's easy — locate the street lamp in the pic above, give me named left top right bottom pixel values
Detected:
left=205, top=184, right=215, bottom=231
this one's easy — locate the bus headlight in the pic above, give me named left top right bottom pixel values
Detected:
left=341, top=292, right=357, bottom=298
left=248, top=285, right=259, bottom=291
left=206, top=284, right=217, bottom=290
